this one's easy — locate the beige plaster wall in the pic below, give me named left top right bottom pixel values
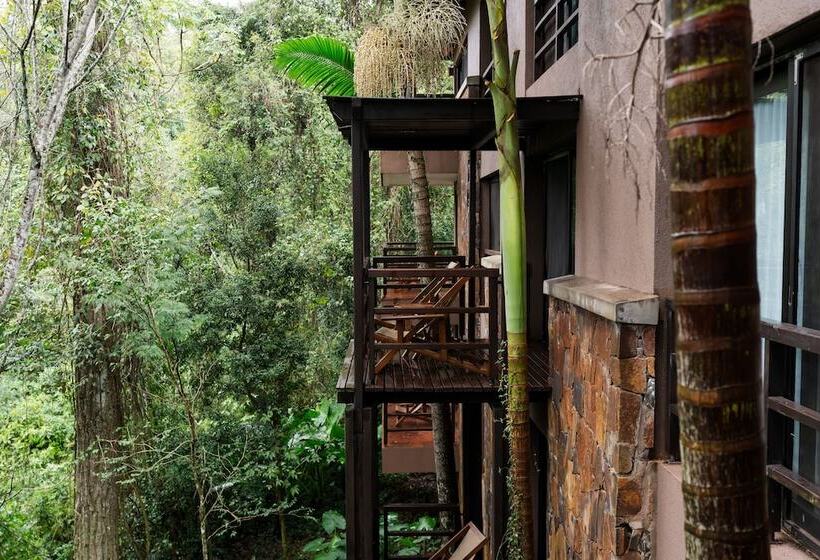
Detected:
left=473, top=0, right=820, bottom=295
left=750, top=0, right=820, bottom=42
left=529, top=0, right=662, bottom=294
left=379, top=151, right=459, bottom=175
left=465, top=0, right=483, bottom=75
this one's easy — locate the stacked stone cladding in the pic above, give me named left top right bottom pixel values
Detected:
left=547, top=297, right=656, bottom=559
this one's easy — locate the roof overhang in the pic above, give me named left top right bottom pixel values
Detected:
left=325, top=95, right=581, bottom=152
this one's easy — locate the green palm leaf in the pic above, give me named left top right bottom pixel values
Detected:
left=273, top=36, right=356, bottom=97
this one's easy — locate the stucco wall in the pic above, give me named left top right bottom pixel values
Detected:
left=465, top=0, right=483, bottom=75
left=471, top=0, right=820, bottom=295
left=750, top=0, right=820, bottom=42
left=528, top=0, right=662, bottom=294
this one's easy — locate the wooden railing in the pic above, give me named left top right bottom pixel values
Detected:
left=381, top=503, right=460, bottom=560
left=381, top=242, right=457, bottom=256
left=363, top=263, right=499, bottom=384
left=382, top=403, right=433, bottom=446
left=762, top=319, right=820, bottom=552
left=372, top=255, right=466, bottom=292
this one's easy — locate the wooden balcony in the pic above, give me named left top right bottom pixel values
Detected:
left=336, top=340, right=552, bottom=404
left=336, top=255, right=551, bottom=405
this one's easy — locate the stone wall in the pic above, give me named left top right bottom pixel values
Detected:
left=547, top=297, right=656, bottom=559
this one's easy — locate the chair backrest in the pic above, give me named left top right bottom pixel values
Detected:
left=413, top=262, right=459, bottom=305
left=429, top=522, right=487, bottom=560
left=433, top=275, right=469, bottom=308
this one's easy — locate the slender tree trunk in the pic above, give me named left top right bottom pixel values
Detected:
left=431, top=404, right=457, bottom=527
left=73, top=301, right=124, bottom=560
left=484, top=0, right=533, bottom=554
left=184, top=402, right=210, bottom=560
left=664, top=1, right=769, bottom=558
left=407, top=150, right=434, bottom=256
left=0, top=0, right=101, bottom=312
left=406, top=149, right=459, bottom=519
left=279, top=508, right=289, bottom=558
left=387, top=186, right=403, bottom=242
left=0, top=157, right=43, bottom=310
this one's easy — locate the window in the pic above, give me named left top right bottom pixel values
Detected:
left=755, top=70, right=788, bottom=322
left=454, top=42, right=468, bottom=94
left=532, top=0, right=579, bottom=80
left=481, top=175, right=500, bottom=253
left=754, top=43, right=820, bottom=555
left=792, top=49, right=820, bottom=549
left=480, top=2, right=493, bottom=97
left=545, top=153, right=575, bottom=279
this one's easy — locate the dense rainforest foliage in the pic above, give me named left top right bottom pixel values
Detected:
left=0, top=0, right=453, bottom=558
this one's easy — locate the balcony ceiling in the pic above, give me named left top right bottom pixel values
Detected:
left=325, top=95, right=581, bottom=151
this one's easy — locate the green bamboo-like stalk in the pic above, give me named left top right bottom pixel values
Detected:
left=664, top=1, right=770, bottom=558
left=484, top=0, right=533, bottom=556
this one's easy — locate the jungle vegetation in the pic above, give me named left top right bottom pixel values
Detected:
left=0, top=0, right=453, bottom=558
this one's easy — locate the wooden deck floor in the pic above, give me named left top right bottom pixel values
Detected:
left=336, top=341, right=551, bottom=404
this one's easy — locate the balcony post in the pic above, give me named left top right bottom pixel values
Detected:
left=468, top=150, right=478, bottom=341
left=345, top=406, right=378, bottom=560
left=489, top=272, right=499, bottom=384
left=352, top=99, right=369, bottom=410
left=460, top=402, right=483, bottom=530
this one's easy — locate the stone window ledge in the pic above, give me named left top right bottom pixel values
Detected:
left=543, top=275, right=659, bottom=325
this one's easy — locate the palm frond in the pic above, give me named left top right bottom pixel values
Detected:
left=273, top=36, right=356, bottom=97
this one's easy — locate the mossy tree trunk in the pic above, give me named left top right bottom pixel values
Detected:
left=664, top=1, right=770, bottom=558
left=71, top=37, right=125, bottom=560
left=484, top=0, right=533, bottom=555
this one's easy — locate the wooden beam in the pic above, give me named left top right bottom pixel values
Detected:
left=345, top=406, right=378, bottom=560
left=461, top=403, right=483, bottom=531
left=488, top=404, right=506, bottom=560
left=468, top=150, right=478, bottom=342
left=369, top=268, right=499, bottom=278
left=767, top=464, right=820, bottom=508
left=352, top=99, right=366, bottom=410
left=768, top=396, right=820, bottom=432
left=761, top=320, right=820, bottom=355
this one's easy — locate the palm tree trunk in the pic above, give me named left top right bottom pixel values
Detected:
left=407, top=149, right=459, bottom=519
left=484, top=0, right=532, bottom=554
left=407, top=150, right=434, bottom=256
left=664, top=1, right=769, bottom=558
left=431, top=403, right=457, bottom=528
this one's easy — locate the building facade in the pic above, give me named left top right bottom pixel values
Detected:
left=448, top=0, right=820, bottom=558
left=329, top=1, right=820, bottom=558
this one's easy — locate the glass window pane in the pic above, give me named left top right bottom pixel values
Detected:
left=792, top=52, right=820, bottom=544
left=490, top=178, right=500, bottom=251
left=754, top=69, right=788, bottom=322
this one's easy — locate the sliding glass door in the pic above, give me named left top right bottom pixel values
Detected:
left=792, top=50, right=820, bottom=545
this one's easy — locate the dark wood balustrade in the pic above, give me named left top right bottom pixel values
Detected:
left=763, top=319, right=820, bottom=552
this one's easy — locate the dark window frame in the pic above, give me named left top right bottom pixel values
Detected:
left=480, top=173, right=501, bottom=255
left=755, top=38, right=820, bottom=556
left=532, top=0, right=579, bottom=81
left=453, top=40, right=468, bottom=95
left=480, top=1, right=493, bottom=97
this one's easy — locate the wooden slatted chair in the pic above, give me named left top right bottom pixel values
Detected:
left=428, top=522, right=486, bottom=560
left=373, top=266, right=487, bottom=375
